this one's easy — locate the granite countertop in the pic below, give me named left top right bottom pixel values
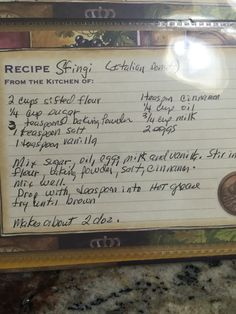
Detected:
left=1, top=259, right=236, bottom=314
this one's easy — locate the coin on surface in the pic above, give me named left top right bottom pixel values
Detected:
left=218, top=172, right=236, bottom=215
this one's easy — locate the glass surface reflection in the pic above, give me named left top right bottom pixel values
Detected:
left=166, top=36, right=229, bottom=93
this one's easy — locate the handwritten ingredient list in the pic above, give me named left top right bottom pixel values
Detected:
left=1, top=48, right=236, bottom=234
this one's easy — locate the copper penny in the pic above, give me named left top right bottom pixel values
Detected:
left=218, top=172, right=236, bottom=215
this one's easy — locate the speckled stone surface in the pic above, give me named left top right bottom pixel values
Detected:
left=1, top=260, right=236, bottom=314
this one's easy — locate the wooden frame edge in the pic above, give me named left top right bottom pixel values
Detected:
left=0, top=243, right=236, bottom=271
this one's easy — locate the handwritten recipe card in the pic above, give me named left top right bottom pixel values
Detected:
left=1, top=47, right=236, bottom=234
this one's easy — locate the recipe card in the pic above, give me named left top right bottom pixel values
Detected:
left=1, top=46, right=236, bottom=234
